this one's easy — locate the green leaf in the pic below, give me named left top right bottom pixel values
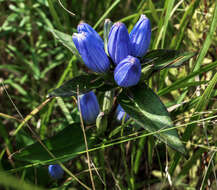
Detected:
left=141, top=49, right=195, bottom=70
left=49, top=73, right=116, bottom=97
left=50, top=29, right=82, bottom=61
left=117, top=84, right=186, bottom=155
left=14, top=123, right=95, bottom=163
left=48, top=74, right=104, bottom=97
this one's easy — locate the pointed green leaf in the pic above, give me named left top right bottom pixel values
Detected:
left=141, top=49, right=196, bottom=70
left=49, top=73, right=116, bottom=97
left=117, top=84, right=186, bottom=154
left=48, top=74, right=103, bottom=97
left=50, top=29, right=82, bottom=61
left=14, top=123, right=95, bottom=163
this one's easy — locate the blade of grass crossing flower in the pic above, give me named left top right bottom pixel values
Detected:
left=193, top=1, right=217, bottom=72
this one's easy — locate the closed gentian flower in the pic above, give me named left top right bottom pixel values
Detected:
left=77, top=22, right=104, bottom=44
left=78, top=91, right=100, bottom=125
left=108, top=22, right=131, bottom=65
left=114, top=55, right=141, bottom=87
left=116, top=104, right=129, bottom=122
left=48, top=164, right=64, bottom=179
left=72, top=32, right=110, bottom=73
left=130, top=15, right=151, bottom=57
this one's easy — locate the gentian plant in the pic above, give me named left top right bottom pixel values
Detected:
left=11, top=14, right=196, bottom=169
left=48, top=14, right=196, bottom=156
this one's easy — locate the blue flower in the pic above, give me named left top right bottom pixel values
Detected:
left=116, top=104, right=129, bottom=122
left=108, top=22, right=131, bottom=65
left=77, top=22, right=104, bottom=44
left=48, top=164, right=64, bottom=179
left=114, top=55, right=141, bottom=87
left=78, top=91, right=100, bottom=124
left=72, top=32, right=110, bottom=73
left=130, top=15, right=151, bottom=57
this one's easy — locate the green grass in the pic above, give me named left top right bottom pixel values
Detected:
left=0, top=0, right=217, bottom=189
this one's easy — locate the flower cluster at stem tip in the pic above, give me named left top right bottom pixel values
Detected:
left=73, top=15, right=151, bottom=124
left=72, top=14, right=151, bottom=87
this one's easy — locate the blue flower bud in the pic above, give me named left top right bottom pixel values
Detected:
left=77, top=22, right=104, bottom=44
left=108, top=22, right=131, bottom=65
left=78, top=91, right=100, bottom=124
left=114, top=55, right=141, bottom=87
left=130, top=15, right=151, bottom=57
left=72, top=32, right=110, bottom=73
left=116, top=104, right=129, bottom=122
left=48, top=164, right=64, bottom=179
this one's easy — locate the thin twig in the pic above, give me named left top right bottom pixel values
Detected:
left=58, top=0, right=76, bottom=16
left=0, top=113, right=21, bottom=122
left=77, top=85, right=96, bottom=190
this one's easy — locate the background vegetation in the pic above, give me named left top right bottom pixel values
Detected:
left=0, top=0, right=217, bottom=189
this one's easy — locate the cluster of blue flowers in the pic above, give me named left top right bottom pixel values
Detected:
left=73, top=14, right=151, bottom=87
left=73, top=15, right=151, bottom=125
